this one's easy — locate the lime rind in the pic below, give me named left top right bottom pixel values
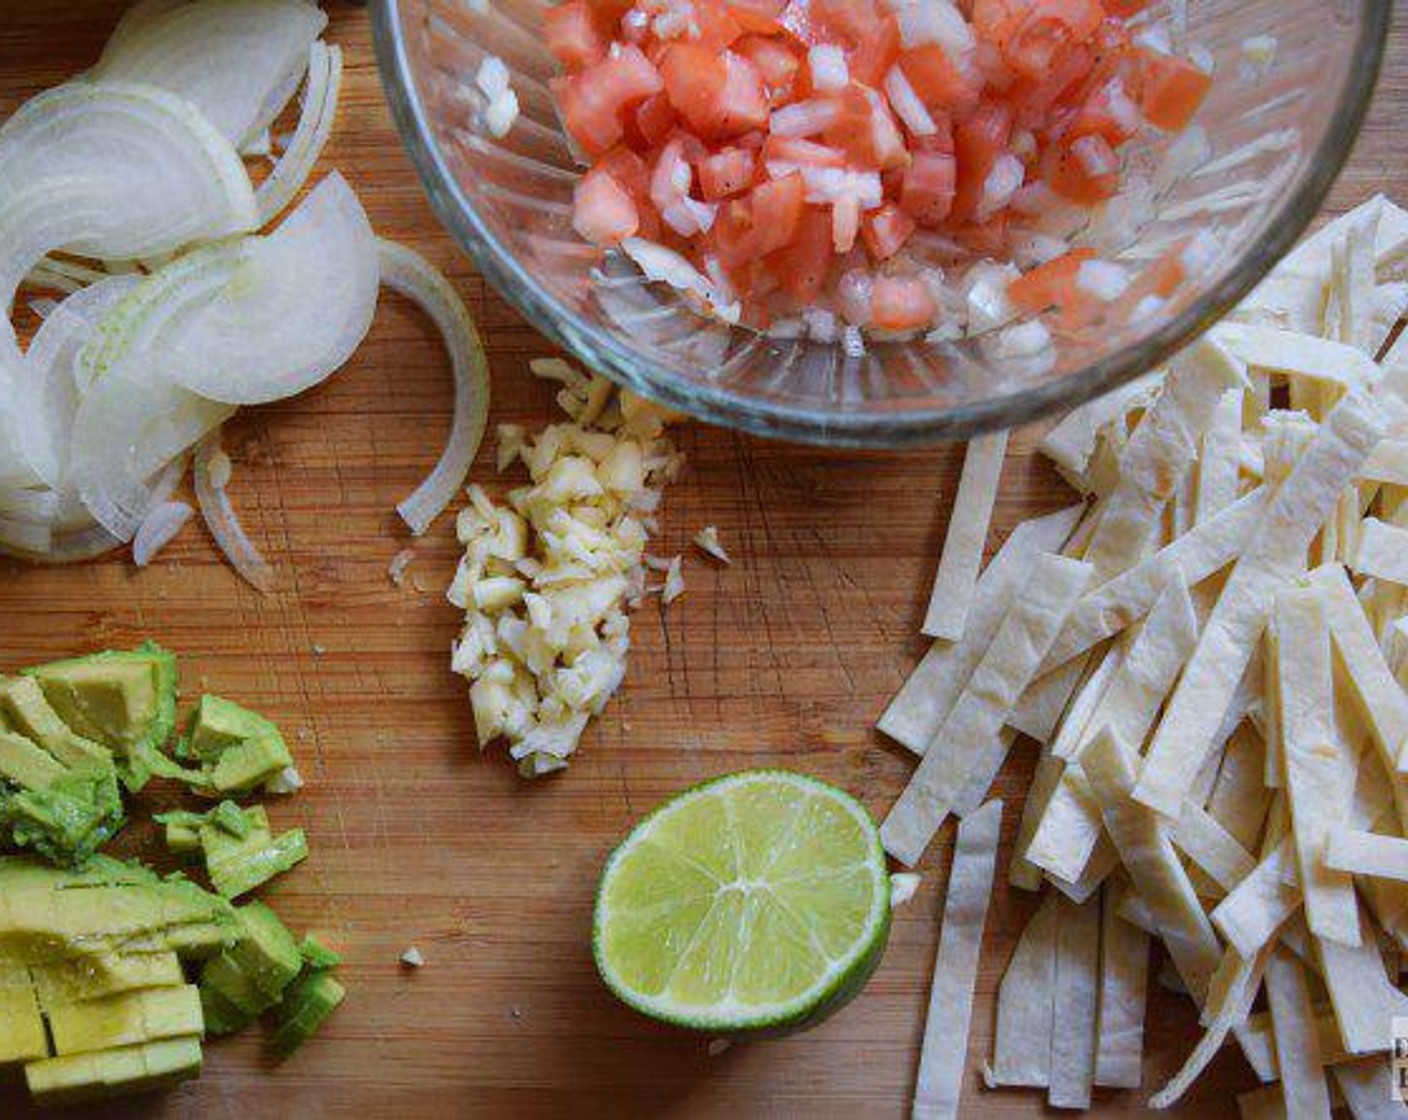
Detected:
left=592, top=769, right=890, bottom=1034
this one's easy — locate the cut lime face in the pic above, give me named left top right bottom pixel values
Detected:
left=593, top=770, right=891, bottom=1034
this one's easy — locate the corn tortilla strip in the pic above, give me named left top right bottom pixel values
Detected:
left=1080, top=729, right=1222, bottom=1001
left=1048, top=643, right=1125, bottom=761
left=1040, top=374, right=1164, bottom=493
left=1207, top=724, right=1272, bottom=851
left=922, top=432, right=1009, bottom=641
left=1042, top=486, right=1269, bottom=671
left=1211, top=838, right=1301, bottom=958
left=1325, top=827, right=1408, bottom=882
left=1212, top=323, right=1381, bottom=392
left=1048, top=892, right=1100, bottom=1110
left=950, top=727, right=1016, bottom=817
left=1355, top=518, right=1408, bottom=588
left=1196, top=388, right=1245, bottom=525
left=1358, top=440, right=1408, bottom=488
left=1239, top=1008, right=1361, bottom=1079
left=1116, top=885, right=1157, bottom=936
left=1330, top=1059, right=1408, bottom=1120
left=1276, top=587, right=1361, bottom=945
left=879, top=504, right=1084, bottom=753
left=1135, top=389, right=1387, bottom=817
left=1008, top=652, right=1090, bottom=743
left=882, top=554, right=1092, bottom=866
left=911, top=800, right=1001, bottom=1120
left=1010, top=748, right=1064, bottom=890
left=988, top=892, right=1058, bottom=1088
left=1327, top=196, right=1378, bottom=353
left=1316, top=901, right=1408, bottom=1054
left=1082, top=336, right=1249, bottom=578
left=1265, top=948, right=1334, bottom=1119
left=1048, top=835, right=1118, bottom=904
left=1094, top=881, right=1149, bottom=1088
left=1171, top=801, right=1257, bottom=895
left=1026, top=765, right=1103, bottom=883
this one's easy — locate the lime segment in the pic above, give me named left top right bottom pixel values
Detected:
left=593, top=770, right=890, bottom=1033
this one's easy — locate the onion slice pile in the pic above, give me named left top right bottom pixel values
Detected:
left=378, top=239, right=492, bottom=536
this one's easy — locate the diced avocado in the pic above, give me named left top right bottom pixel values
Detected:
left=31, top=952, right=184, bottom=1007
left=270, top=971, right=344, bottom=1057
left=0, top=677, right=110, bottom=770
left=199, top=953, right=272, bottom=1018
left=228, top=903, right=302, bottom=998
left=182, top=695, right=294, bottom=793
left=162, top=819, right=203, bottom=856
left=24, top=643, right=179, bottom=786
left=199, top=805, right=308, bottom=899
left=0, top=956, right=48, bottom=1067
left=24, top=1035, right=202, bottom=1106
left=47, top=984, right=202, bottom=1056
left=3, top=764, right=125, bottom=867
left=298, top=935, right=342, bottom=971
left=210, top=799, right=254, bottom=839
left=198, top=983, right=253, bottom=1037
left=0, top=730, right=66, bottom=790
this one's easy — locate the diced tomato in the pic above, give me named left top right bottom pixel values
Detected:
left=555, top=45, right=664, bottom=155
left=823, top=85, right=908, bottom=171
left=572, top=167, right=640, bottom=245
left=750, top=173, right=807, bottom=255
left=631, top=93, right=677, bottom=148
left=662, top=45, right=769, bottom=139
left=974, top=0, right=1103, bottom=80
left=952, top=213, right=1010, bottom=256
left=544, top=0, right=607, bottom=70
left=870, top=275, right=937, bottom=331
left=1069, top=77, right=1140, bottom=145
left=950, top=101, right=1011, bottom=224
left=899, top=45, right=980, bottom=114
left=762, top=134, right=846, bottom=167
left=1006, top=247, right=1096, bottom=312
left=1140, top=53, right=1212, bottom=131
left=860, top=203, right=916, bottom=261
left=734, top=34, right=802, bottom=100
left=765, top=205, right=833, bottom=300
left=811, top=0, right=882, bottom=46
left=847, top=15, right=900, bottom=88
left=899, top=150, right=956, bottom=226
left=729, top=0, right=789, bottom=35
left=1045, top=133, right=1118, bottom=204
left=649, top=137, right=693, bottom=210
left=1003, top=43, right=1094, bottom=127
left=694, top=3, right=746, bottom=52
left=585, top=0, right=634, bottom=29
left=698, top=147, right=758, bottom=199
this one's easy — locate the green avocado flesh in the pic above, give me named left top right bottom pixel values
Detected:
left=24, top=1036, right=203, bottom=1106
left=270, top=971, right=345, bottom=1057
left=181, top=695, right=293, bottom=793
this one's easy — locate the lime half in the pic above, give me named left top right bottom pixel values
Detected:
left=593, top=769, right=891, bottom=1034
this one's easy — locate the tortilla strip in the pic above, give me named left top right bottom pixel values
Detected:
left=1330, top=1059, right=1407, bottom=1120
left=1212, top=322, right=1381, bottom=393
left=1040, top=374, right=1163, bottom=494
left=1325, top=827, right=1408, bottom=882
left=879, top=503, right=1084, bottom=753
left=1008, top=652, right=1090, bottom=743
left=1082, top=336, right=1249, bottom=578
left=1326, top=196, right=1379, bottom=354
left=1358, top=440, right=1408, bottom=488
left=882, top=553, right=1092, bottom=866
left=1026, top=765, right=1103, bottom=884
left=1042, top=486, right=1269, bottom=671
left=1206, top=723, right=1272, bottom=851
left=923, top=432, right=1009, bottom=640
left=987, top=892, right=1058, bottom=1088
left=1094, top=880, right=1149, bottom=1089
left=1171, top=801, right=1257, bottom=895
left=1355, top=518, right=1408, bottom=588
left=1264, top=948, right=1333, bottom=1119
left=1048, top=644, right=1126, bottom=761
left=1212, top=839, right=1302, bottom=958
left=1080, top=728, right=1222, bottom=1001
left=950, top=727, right=1016, bottom=817
left=1276, top=586, right=1362, bottom=944
left=1315, top=901, right=1408, bottom=1054
left=1196, top=388, right=1246, bottom=525
left=1115, top=884, right=1157, bottom=936
left=1135, top=389, right=1387, bottom=817
left=1010, top=748, right=1064, bottom=890
left=912, top=800, right=1001, bottom=1120
left=1238, top=1008, right=1352, bottom=1079
left=1049, top=892, right=1101, bottom=1110
left=1048, top=835, right=1118, bottom=904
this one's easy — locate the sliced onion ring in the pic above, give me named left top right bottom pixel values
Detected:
left=256, top=41, right=343, bottom=224
left=194, top=431, right=273, bottom=591
left=132, top=499, right=194, bottom=566
left=376, top=239, right=491, bottom=536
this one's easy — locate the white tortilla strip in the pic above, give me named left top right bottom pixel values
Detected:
left=1048, top=892, right=1100, bottom=1111
left=1082, top=336, right=1249, bottom=578
left=1330, top=1059, right=1408, bottom=1120
left=1206, top=723, right=1272, bottom=851
left=1239, top=1008, right=1353, bottom=1079
left=1008, top=652, right=1090, bottom=743
left=1261, top=409, right=1318, bottom=486
left=1040, top=373, right=1163, bottom=494
left=1196, top=388, right=1246, bottom=525
left=1136, top=389, right=1387, bottom=817
left=1325, top=827, right=1408, bottom=882
left=1010, top=748, right=1064, bottom=891
left=1276, top=586, right=1362, bottom=945
left=1048, top=643, right=1126, bottom=761
left=1265, top=948, right=1334, bottom=1119
left=1212, top=322, right=1381, bottom=393
left=1263, top=599, right=1285, bottom=788
left=1080, top=728, right=1222, bottom=1002
left=1355, top=518, right=1408, bottom=588
left=1094, top=880, right=1149, bottom=1089
left=1315, top=900, right=1408, bottom=1054
left=950, top=727, right=1016, bottom=817
left=988, top=892, right=1058, bottom=1088
left=1326, top=196, right=1379, bottom=354
left=1360, top=440, right=1408, bottom=488
left=1169, top=470, right=1195, bottom=542
left=1115, top=883, right=1157, bottom=935
left=1171, top=801, right=1257, bottom=895
left=1212, top=839, right=1302, bottom=958
left=1026, top=765, right=1103, bottom=884
left=1042, top=486, right=1269, bottom=671
left=911, top=799, right=1001, bottom=1120
left=882, top=554, right=1092, bottom=866
left=1048, top=835, right=1118, bottom=904
left=922, top=432, right=1009, bottom=640
left=879, top=503, right=1084, bottom=753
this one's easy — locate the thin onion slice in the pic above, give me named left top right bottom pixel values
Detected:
left=93, top=0, right=326, bottom=148
left=256, top=41, right=343, bottom=224
left=194, top=431, right=272, bottom=591
left=376, top=239, right=491, bottom=536
left=132, top=499, right=194, bottom=566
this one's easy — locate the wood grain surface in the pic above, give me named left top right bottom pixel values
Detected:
left=2, top=4, right=1405, bottom=1117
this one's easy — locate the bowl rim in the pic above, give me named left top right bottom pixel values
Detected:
left=372, top=0, right=1392, bottom=448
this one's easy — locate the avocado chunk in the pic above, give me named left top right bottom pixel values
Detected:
left=181, top=695, right=294, bottom=793
left=298, top=935, right=342, bottom=970
left=24, top=643, right=178, bottom=790
left=47, top=984, right=202, bottom=1056
left=0, top=677, right=110, bottom=769
left=198, top=803, right=308, bottom=899
left=31, top=952, right=184, bottom=1007
left=24, top=1035, right=202, bottom=1106
left=270, top=971, right=344, bottom=1057
left=3, top=764, right=125, bottom=867
left=199, top=982, right=254, bottom=1037
left=0, top=956, right=48, bottom=1067
left=0, top=729, right=67, bottom=790
left=199, top=902, right=302, bottom=1020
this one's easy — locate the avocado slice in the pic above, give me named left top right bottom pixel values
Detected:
left=0, top=677, right=110, bottom=770
left=24, top=1035, right=202, bottom=1105
left=0, top=956, right=48, bottom=1067
left=298, top=934, right=342, bottom=971
left=198, top=982, right=254, bottom=1037
left=24, top=643, right=178, bottom=790
left=47, top=984, right=202, bottom=1057
left=199, top=804, right=308, bottom=900
left=198, top=902, right=302, bottom=1019
left=270, top=971, right=344, bottom=1057
left=3, top=764, right=125, bottom=867
left=181, top=695, right=294, bottom=793
left=0, top=730, right=67, bottom=790
left=31, top=952, right=185, bottom=1007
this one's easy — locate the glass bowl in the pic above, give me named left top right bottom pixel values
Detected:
left=372, top=0, right=1390, bottom=447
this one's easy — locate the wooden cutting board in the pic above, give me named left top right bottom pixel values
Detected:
left=3, top=4, right=1407, bottom=1116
